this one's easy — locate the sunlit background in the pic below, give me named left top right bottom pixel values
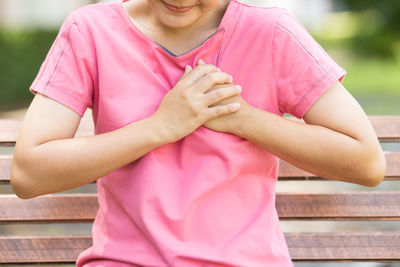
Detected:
left=0, top=1, right=399, bottom=267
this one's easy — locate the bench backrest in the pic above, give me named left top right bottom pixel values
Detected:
left=1, top=116, right=399, bottom=264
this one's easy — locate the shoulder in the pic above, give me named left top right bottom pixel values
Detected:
left=228, top=0, right=294, bottom=38
left=71, top=1, right=120, bottom=20
left=232, top=1, right=285, bottom=26
left=62, top=1, right=122, bottom=34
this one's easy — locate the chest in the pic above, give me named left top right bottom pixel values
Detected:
left=91, top=28, right=278, bottom=133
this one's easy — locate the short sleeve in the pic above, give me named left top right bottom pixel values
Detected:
left=30, top=13, right=94, bottom=117
left=272, top=10, right=346, bottom=119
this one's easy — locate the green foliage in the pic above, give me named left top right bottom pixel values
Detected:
left=320, top=48, right=400, bottom=115
left=334, top=1, right=400, bottom=57
left=343, top=58, right=400, bottom=95
left=0, top=28, right=58, bottom=110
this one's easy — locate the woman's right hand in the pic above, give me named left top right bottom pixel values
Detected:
left=151, top=59, right=242, bottom=143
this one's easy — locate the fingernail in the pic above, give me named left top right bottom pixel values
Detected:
left=231, top=103, right=240, bottom=110
left=236, top=85, right=242, bottom=92
left=185, top=65, right=192, bottom=72
left=198, top=59, right=205, bottom=65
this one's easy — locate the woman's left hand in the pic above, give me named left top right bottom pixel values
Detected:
left=202, top=86, right=252, bottom=136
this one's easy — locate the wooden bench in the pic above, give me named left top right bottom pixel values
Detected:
left=1, top=116, right=399, bottom=265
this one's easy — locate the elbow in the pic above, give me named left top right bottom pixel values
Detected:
left=358, top=150, right=387, bottom=188
left=10, top=158, right=38, bottom=199
left=10, top=171, right=32, bottom=200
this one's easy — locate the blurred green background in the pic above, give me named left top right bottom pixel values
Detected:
left=0, top=0, right=399, bottom=115
left=0, top=29, right=58, bottom=110
left=316, top=0, right=400, bottom=115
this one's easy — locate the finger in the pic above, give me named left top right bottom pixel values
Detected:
left=197, top=58, right=221, bottom=72
left=177, top=64, right=220, bottom=88
left=177, top=65, right=193, bottom=82
left=205, top=102, right=241, bottom=120
left=204, top=83, right=237, bottom=94
left=185, top=65, right=192, bottom=74
left=192, top=71, right=233, bottom=93
left=204, top=85, right=242, bottom=107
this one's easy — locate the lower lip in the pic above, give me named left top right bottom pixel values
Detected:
left=162, top=1, right=193, bottom=13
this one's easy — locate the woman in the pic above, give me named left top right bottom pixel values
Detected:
left=11, top=0, right=386, bottom=266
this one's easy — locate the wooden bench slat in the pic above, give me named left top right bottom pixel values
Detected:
left=0, top=195, right=98, bottom=222
left=276, top=192, right=400, bottom=220
left=1, top=116, right=400, bottom=144
left=0, top=120, right=21, bottom=146
left=369, top=116, right=400, bottom=142
left=0, top=236, right=92, bottom=263
left=2, top=153, right=400, bottom=183
left=0, top=155, right=11, bottom=184
left=278, top=152, right=400, bottom=180
left=1, top=233, right=399, bottom=263
left=286, top=233, right=400, bottom=261
left=1, top=192, right=399, bottom=222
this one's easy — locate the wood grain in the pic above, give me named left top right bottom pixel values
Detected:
left=1, top=234, right=399, bottom=262
left=0, top=195, right=98, bottom=222
left=276, top=192, right=400, bottom=220
left=1, top=193, right=399, bottom=222
left=0, top=236, right=92, bottom=263
left=286, top=233, right=400, bottom=261
left=369, top=116, right=400, bottom=142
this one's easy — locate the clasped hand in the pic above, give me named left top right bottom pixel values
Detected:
left=197, top=59, right=250, bottom=135
left=152, top=58, right=251, bottom=143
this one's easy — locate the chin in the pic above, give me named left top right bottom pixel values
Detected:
left=149, top=0, right=201, bottom=29
left=159, top=16, right=198, bottom=29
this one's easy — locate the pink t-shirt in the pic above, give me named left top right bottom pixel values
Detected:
left=30, top=0, right=346, bottom=266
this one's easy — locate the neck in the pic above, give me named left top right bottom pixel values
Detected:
left=144, top=0, right=230, bottom=37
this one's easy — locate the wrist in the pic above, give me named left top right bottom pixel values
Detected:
left=147, top=114, right=181, bottom=144
left=230, top=103, right=255, bottom=138
left=143, top=115, right=175, bottom=145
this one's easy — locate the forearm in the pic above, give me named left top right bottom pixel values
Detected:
left=234, top=107, right=385, bottom=186
left=11, top=116, right=168, bottom=198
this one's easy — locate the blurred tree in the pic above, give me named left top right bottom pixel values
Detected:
left=0, top=29, right=58, bottom=110
left=335, top=0, right=400, bottom=57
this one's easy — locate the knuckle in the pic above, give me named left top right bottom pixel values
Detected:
left=190, top=101, right=202, bottom=114
left=202, top=63, right=218, bottom=71
left=215, top=107, right=225, bottom=116
left=206, top=72, right=218, bottom=83
left=215, top=89, right=224, bottom=99
left=197, top=64, right=213, bottom=74
left=180, top=90, right=189, bottom=101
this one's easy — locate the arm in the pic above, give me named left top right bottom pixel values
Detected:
left=11, top=93, right=167, bottom=199
left=205, top=82, right=386, bottom=187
